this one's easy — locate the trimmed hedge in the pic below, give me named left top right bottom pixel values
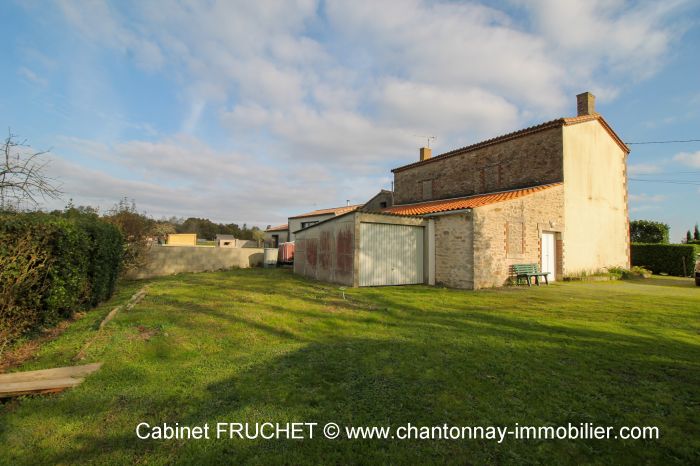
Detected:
left=72, top=213, right=123, bottom=306
left=630, top=243, right=697, bottom=277
left=0, top=211, right=122, bottom=348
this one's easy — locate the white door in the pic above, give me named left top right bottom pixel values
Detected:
left=541, top=232, right=556, bottom=282
left=359, top=223, right=424, bottom=286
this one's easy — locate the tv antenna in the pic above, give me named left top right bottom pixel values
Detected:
left=414, top=135, right=437, bottom=148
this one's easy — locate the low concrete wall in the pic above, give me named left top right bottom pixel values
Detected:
left=128, top=246, right=264, bottom=279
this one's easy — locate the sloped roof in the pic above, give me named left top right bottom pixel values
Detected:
left=392, top=114, right=629, bottom=173
left=265, top=224, right=289, bottom=232
left=289, top=204, right=362, bottom=219
left=383, top=183, right=563, bottom=216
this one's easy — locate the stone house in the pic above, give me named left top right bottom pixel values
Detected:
left=293, top=92, right=630, bottom=289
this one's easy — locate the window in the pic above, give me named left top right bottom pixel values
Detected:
left=301, top=221, right=319, bottom=229
left=422, top=180, right=433, bottom=200
left=379, top=201, right=388, bottom=208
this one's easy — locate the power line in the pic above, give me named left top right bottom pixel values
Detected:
left=626, top=138, right=700, bottom=145
left=631, top=171, right=700, bottom=176
left=637, top=170, right=700, bottom=176
left=629, top=178, right=700, bottom=185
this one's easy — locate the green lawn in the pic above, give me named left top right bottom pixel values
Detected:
left=1, top=270, right=698, bottom=464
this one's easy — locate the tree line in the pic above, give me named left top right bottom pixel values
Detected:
left=684, top=224, right=700, bottom=244
left=170, top=216, right=263, bottom=241
left=630, top=219, right=700, bottom=245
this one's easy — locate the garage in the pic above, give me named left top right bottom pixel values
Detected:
left=294, top=212, right=431, bottom=287
left=358, top=223, right=424, bottom=286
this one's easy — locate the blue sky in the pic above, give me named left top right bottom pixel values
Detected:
left=1, top=0, right=699, bottom=240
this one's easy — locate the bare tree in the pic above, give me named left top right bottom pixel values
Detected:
left=1, top=130, right=61, bottom=210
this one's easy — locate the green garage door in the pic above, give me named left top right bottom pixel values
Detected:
left=358, top=223, right=424, bottom=286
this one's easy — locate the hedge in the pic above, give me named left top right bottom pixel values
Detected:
left=0, top=211, right=122, bottom=349
left=630, top=243, right=697, bottom=277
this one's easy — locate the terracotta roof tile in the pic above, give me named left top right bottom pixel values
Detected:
left=289, top=204, right=362, bottom=219
left=392, top=114, right=628, bottom=173
left=384, top=183, right=562, bottom=216
left=265, top=224, right=288, bottom=232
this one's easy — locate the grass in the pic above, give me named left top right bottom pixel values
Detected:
left=0, top=270, right=698, bottom=464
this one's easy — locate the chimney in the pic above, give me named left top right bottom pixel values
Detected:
left=576, top=92, right=596, bottom=116
left=419, top=147, right=432, bottom=161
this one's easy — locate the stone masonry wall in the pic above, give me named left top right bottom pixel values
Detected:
left=393, top=126, right=564, bottom=204
left=433, top=213, right=475, bottom=289
left=472, top=185, right=564, bottom=289
left=360, top=191, right=393, bottom=212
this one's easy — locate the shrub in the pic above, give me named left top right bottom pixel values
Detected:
left=607, top=266, right=652, bottom=279
left=630, top=243, right=697, bottom=277
left=0, top=211, right=122, bottom=351
left=104, top=198, right=153, bottom=273
left=0, top=223, right=52, bottom=350
left=630, top=220, right=670, bottom=244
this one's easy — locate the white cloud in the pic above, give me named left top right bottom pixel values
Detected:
left=673, top=151, right=700, bottom=168
left=629, top=193, right=667, bottom=203
left=53, top=0, right=691, bottom=135
left=220, top=104, right=413, bottom=171
left=630, top=205, right=658, bottom=213
left=41, top=0, right=693, bottom=224
left=629, top=192, right=669, bottom=215
left=325, top=0, right=567, bottom=112
left=49, top=134, right=390, bottom=225
left=17, top=66, right=48, bottom=87
left=628, top=163, right=662, bottom=175
left=54, top=0, right=689, bottom=131
left=518, top=0, right=688, bottom=82
left=377, top=80, right=520, bottom=136
left=56, top=0, right=164, bottom=72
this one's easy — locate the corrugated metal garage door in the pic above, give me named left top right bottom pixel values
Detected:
left=359, top=223, right=424, bottom=286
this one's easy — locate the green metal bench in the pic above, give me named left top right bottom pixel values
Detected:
left=513, top=263, right=549, bottom=286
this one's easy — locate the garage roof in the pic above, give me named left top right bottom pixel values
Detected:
left=288, top=204, right=362, bottom=219
left=265, top=224, right=289, bottom=232
left=383, top=183, right=563, bottom=216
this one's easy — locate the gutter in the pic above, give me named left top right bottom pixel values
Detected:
left=420, top=208, right=473, bottom=217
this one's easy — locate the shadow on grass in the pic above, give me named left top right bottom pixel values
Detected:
left=39, top=338, right=697, bottom=464
left=29, top=320, right=700, bottom=463
left=623, top=277, right=697, bottom=288
left=4, top=270, right=699, bottom=464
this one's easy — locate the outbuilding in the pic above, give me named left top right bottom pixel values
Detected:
left=294, top=212, right=432, bottom=287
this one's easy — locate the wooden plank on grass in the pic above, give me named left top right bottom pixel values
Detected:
left=99, top=307, right=121, bottom=330
left=0, top=377, right=84, bottom=397
left=0, top=363, right=102, bottom=397
left=0, top=363, right=102, bottom=384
